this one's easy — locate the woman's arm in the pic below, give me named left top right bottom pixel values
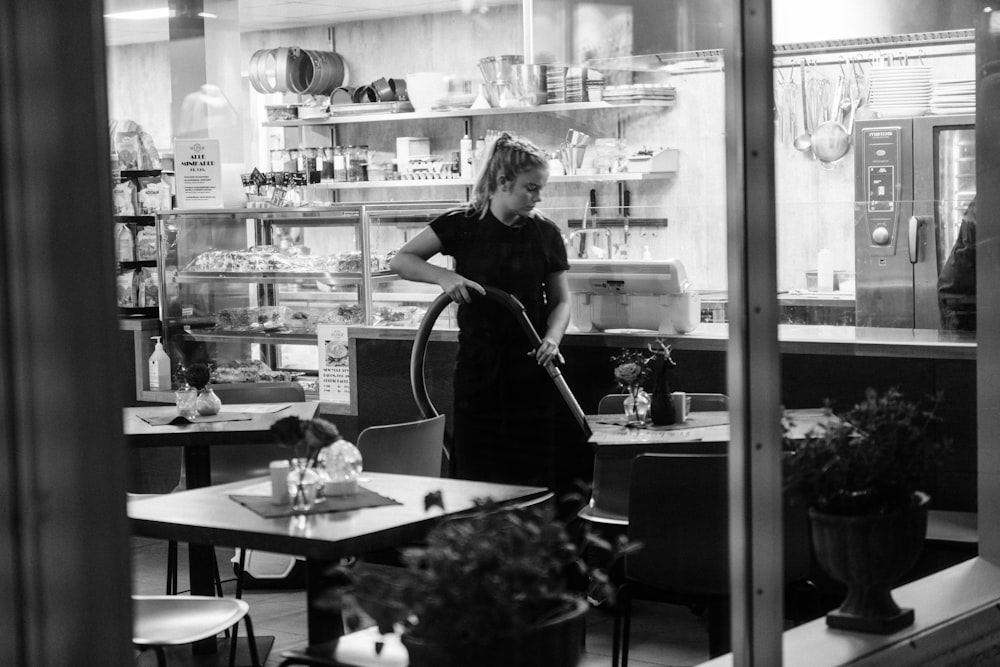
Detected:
left=535, top=270, right=570, bottom=365
left=389, top=226, right=484, bottom=303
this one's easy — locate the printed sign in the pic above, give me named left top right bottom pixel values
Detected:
left=317, top=324, right=350, bottom=404
left=175, top=139, right=223, bottom=208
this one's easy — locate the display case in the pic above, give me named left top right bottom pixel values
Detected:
left=157, top=201, right=459, bottom=393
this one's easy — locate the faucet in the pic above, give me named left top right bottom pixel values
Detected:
left=567, top=227, right=612, bottom=259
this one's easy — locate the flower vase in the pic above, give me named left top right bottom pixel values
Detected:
left=174, top=383, right=198, bottom=419
left=648, top=358, right=677, bottom=426
left=196, top=385, right=222, bottom=416
left=286, top=459, right=321, bottom=512
left=623, top=389, right=650, bottom=424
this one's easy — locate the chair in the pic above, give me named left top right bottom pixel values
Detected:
left=597, top=392, right=729, bottom=415
left=356, top=414, right=446, bottom=477
left=132, top=595, right=260, bottom=667
left=611, top=453, right=811, bottom=664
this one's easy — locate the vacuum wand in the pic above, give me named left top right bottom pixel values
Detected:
left=410, top=287, right=592, bottom=439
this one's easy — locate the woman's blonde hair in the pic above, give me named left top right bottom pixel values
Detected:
left=470, top=132, right=547, bottom=218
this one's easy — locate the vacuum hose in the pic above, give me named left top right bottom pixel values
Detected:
left=409, top=286, right=591, bottom=437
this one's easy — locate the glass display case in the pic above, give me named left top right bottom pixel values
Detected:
left=157, top=201, right=459, bottom=388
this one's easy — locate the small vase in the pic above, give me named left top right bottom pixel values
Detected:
left=648, top=358, right=677, bottom=426
left=196, top=385, right=222, bottom=416
left=318, top=439, right=363, bottom=496
left=623, top=389, right=650, bottom=424
left=286, top=459, right=321, bottom=512
left=174, top=383, right=198, bottom=419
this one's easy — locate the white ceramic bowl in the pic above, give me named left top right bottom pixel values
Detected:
left=405, top=72, right=450, bottom=111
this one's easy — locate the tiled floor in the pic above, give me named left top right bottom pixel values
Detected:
left=131, top=537, right=711, bottom=666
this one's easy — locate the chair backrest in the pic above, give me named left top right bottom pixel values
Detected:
left=688, top=392, right=729, bottom=411
left=209, top=381, right=305, bottom=403
left=626, top=453, right=809, bottom=595
left=597, top=393, right=628, bottom=415
left=207, top=382, right=306, bottom=486
left=357, top=414, right=446, bottom=478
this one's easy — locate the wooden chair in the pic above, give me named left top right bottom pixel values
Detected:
left=611, top=453, right=812, bottom=664
left=132, top=595, right=260, bottom=667
left=356, top=414, right=446, bottom=478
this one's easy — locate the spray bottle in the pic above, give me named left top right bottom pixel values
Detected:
left=148, top=336, right=171, bottom=391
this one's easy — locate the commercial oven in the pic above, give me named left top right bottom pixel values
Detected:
left=853, top=113, right=975, bottom=329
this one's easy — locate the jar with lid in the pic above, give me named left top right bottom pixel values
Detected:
left=321, top=147, right=336, bottom=181
left=333, top=146, right=348, bottom=182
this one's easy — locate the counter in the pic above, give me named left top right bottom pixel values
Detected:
left=349, top=322, right=977, bottom=360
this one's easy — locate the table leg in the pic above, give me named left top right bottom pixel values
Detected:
left=184, top=442, right=219, bottom=655
left=307, top=558, right=344, bottom=644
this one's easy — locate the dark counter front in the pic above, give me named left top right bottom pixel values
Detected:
left=350, top=325, right=977, bottom=512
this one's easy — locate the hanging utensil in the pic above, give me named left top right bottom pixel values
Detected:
left=793, top=61, right=812, bottom=153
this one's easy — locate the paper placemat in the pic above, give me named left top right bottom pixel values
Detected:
left=230, top=486, right=401, bottom=519
left=139, top=412, right=255, bottom=426
left=595, top=412, right=729, bottom=431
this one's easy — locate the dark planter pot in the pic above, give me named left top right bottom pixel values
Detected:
left=809, top=492, right=930, bottom=634
left=402, top=597, right=589, bottom=667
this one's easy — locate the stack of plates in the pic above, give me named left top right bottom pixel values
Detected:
left=930, top=78, right=975, bottom=115
left=865, top=65, right=932, bottom=118
left=546, top=66, right=566, bottom=104
left=603, top=84, right=677, bottom=103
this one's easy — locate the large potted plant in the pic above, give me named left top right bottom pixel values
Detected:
left=327, top=494, right=632, bottom=667
left=783, top=387, right=949, bottom=634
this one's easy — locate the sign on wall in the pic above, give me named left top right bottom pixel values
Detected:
left=317, top=324, right=351, bottom=404
left=175, top=138, right=223, bottom=208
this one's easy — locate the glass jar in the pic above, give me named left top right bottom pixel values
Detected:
left=333, top=145, right=348, bottom=182
left=318, top=438, right=363, bottom=496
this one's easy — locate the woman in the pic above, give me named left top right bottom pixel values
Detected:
left=390, top=132, right=572, bottom=488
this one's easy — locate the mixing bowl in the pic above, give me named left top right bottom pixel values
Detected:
left=511, top=64, right=547, bottom=106
left=405, top=72, right=450, bottom=112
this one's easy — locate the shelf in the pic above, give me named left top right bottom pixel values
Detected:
left=175, top=270, right=385, bottom=285
left=114, top=215, right=156, bottom=224
left=181, top=329, right=320, bottom=345
left=119, top=260, right=157, bottom=269
left=312, top=171, right=675, bottom=190
left=263, top=100, right=674, bottom=127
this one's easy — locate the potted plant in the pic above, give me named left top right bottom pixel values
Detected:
left=611, top=340, right=678, bottom=425
left=327, top=494, right=633, bottom=667
left=783, top=386, right=950, bottom=634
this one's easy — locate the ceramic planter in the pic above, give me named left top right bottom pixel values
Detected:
left=809, top=492, right=929, bottom=634
left=402, top=596, right=588, bottom=667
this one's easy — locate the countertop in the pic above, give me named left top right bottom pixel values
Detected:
left=348, top=323, right=976, bottom=360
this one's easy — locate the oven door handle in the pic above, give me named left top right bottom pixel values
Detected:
left=908, top=215, right=923, bottom=264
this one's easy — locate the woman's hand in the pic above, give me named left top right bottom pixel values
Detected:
left=532, top=336, right=564, bottom=367
left=438, top=272, right=485, bottom=304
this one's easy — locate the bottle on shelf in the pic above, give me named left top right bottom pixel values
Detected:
left=116, top=223, right=135, bottom=262
left=460, top=134, right=474, bottom=180
left=148, top=336, right=172, bottom=391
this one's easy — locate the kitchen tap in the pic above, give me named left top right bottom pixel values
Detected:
left=567, top=227, right=612, bottom=259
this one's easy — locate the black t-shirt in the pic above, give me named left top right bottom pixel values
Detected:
left=430, top=206, right=569, bottom=349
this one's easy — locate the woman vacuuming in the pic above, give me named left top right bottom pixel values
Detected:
left=391, top=132, right=582, bottom=490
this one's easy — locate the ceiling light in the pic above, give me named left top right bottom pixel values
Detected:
left=104, top=8, right=171, bottom=20
left=104, top=8, right=215, bottom=20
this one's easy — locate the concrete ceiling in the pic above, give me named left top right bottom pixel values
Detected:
left=103, top=0, right=513, bottom=46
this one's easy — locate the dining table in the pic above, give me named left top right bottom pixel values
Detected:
left=124, top=401, right=320, bottom=662
left=583, top=408, right=835, bottom=524
left=128, top=472, right=550, bottom=648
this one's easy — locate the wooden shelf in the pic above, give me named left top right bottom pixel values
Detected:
left=311, top=171, right=675, bottom=190
left=263, top=100, right=674, bottom=127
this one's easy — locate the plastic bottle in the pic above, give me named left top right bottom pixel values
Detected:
left=817, top=248, right=834, bottom=292
left=460, top=134, right=473, bottom=180
left=148, top=336, right=171, bottom=391
left=117, top=224, right=135, bottom=262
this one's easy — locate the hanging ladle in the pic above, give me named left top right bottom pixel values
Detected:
left=811, top=69, right=858, bottom=163
left=793, top=61, right=812, bottom=152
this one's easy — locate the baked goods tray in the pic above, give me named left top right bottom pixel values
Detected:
left=328, top=101, right=415, bottom=116
left=175, top=270, right=367, bottom=284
